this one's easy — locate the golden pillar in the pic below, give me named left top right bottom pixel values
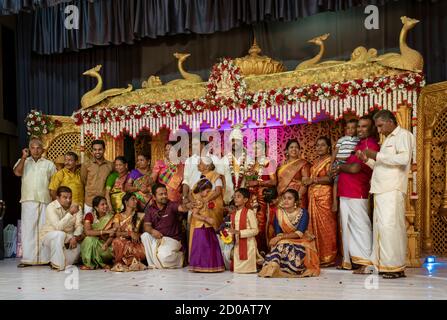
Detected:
left=423, top=128, right=433, bottom=253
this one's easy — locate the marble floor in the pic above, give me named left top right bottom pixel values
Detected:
left=0, top=258, right=446, bottom=300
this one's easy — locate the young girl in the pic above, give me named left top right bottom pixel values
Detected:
left=189, top=178, right=225, bottom=273
left=228, top=188, right=259, bottom=274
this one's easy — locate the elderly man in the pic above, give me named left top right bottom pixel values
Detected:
left=40, top=186, right=83, bottom=271
left=49, top=151, right=84, bottom=207
left=141, top=183, right=191, bottom=269
left=13, top=138, right=57, bottom=267
left=332, top=116, right=379, bottom=274
left=357, top=110, right=415, bottom=279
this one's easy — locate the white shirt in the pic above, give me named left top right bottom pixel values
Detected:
left=368, top=126, right=415, bottom=194
left=14, top=157, right=56, bottom=204
left=183, top=154, right=201, bottom=189
left=39, top=200, right=83, bottom=243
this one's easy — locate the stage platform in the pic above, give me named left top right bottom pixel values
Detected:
left=0, top=258, right=445, bottom=300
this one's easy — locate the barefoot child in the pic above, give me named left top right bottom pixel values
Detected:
left=229, top=188, right=259, bottom=274
left=189, top=178, right=225, bottom=272
left=331, top=119, right=360, bottom=212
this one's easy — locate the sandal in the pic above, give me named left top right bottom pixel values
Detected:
left=80, top=265, right=93, bottom=270
left=382, top=271, right=406, bottom=279
left=353, top=266, right=373, bottom=275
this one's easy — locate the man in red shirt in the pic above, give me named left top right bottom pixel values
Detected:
left=141, top=183, right=191, bottom=269
left=332, top=116, right=380, bottom=274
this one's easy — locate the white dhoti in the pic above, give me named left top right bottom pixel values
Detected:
left=370, top=191, right=407, bottom=272
left=40, top=231, right=80, bottom=271
left=21, top=201, right=47, bottom=264
left=339, top=197, right=372, bottom=269
left=141, top=232, right=184, bottom=269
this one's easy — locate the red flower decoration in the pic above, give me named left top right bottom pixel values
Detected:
left=208, top=202, right=215, bottom=209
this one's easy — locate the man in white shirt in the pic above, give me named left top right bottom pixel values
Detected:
left=40, top=186, right=83, bottom=271
left=13, top=138, right=57, bottom=267
left=358, top=110, right=415, bottom=279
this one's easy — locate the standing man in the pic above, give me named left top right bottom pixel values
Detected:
left=13, top=138, right=56, bottom=268
left=332, top=117, right=380, bottom=274
left=40, top=186, right=83, bottom=271
left=358, top=110, right=415, bottom=279
left=49, top=151, right=84, bottom=207
left=141, top=183, right=191, bottom=269
left=80, top=140, right=113, bottom=214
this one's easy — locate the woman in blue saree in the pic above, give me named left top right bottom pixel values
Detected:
left=258, top=189, right=320, bottom=278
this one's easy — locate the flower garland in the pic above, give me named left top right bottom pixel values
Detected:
left=25, top=110, right=62, bottom=137
left=72, top=72, right=424, bottom=126
left=226, top=151, right=247, bottom=189
left=205, top=57, right=247, bottom=108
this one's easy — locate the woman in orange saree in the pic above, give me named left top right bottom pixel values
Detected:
left=111, top=193, right=146, bottom=272
left=151, top=142, right=184, bottom=203
left=303, top=137, right=338, bottom=267
left=277, top=139, right=310, bottom=209
left=259, top=189, right=320, bottom=278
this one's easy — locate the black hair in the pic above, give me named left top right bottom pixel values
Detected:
left=91, top=140, right=106, bottom=149
left=152, top=183, right=167, bottom=196
left=193, top=179, right=213, bottom=194
left=235, top=188, right=250, bottom=199
left=92, top=196, right=107, bottom=216
left=285, top=139, right=300, bottom=152
left=284, top=189, right=300, bottom=202
left=373, top=109, right=398, bottom=125
left=347, top=119, right=359, bottom=125
left=121, top=192, right=138, bottom=229
left=57, top=186, right=72, bottom=196
left=65, top=151, right=78, bottom=162
left=114, top=156, right=128, bottom=164
left=263, top=187, right=278, bottom=204
left=317, top=136, right=332, bottom=150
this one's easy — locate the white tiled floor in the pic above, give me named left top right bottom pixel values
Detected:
left=0, top=258, right=446, bottom=300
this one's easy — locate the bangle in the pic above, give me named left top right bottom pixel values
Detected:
left=100, top=231, right=103, bottom=236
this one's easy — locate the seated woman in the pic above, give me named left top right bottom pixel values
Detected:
left=106, top=156, right=129, bottom=214
left=125, top=153, right=152, bottom=211
left=258, top=189, right=320, bottom=278
left=80, top=196, right=116, bottom=270
left=111, top=193, right=146, bottom=272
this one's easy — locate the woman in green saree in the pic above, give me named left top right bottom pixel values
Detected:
left=80, top=196, right=116, bottom=270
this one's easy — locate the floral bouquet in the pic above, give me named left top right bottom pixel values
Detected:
left=25, top=109, right=62, bottom=137
left=220, top=221, right=233, bottom=244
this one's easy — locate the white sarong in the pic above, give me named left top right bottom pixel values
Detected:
left=141, top=232, right=184, bottom=269
left=21, top=201, right=47, bottom=264
left=370, top=191, right=407, bottom=272
left=339, top=197, right=372, bottom=269
left=40, top=231, right=80, bottom=271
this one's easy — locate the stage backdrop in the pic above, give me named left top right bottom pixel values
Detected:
left=15, top=0, right=447, bottom=147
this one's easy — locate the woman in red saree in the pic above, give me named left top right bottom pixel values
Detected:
left=246, top=140, right=277, bottom=255
left=110, top=193, right=146, bottom=272
left=303, top=137, right=338, bottom=267
left=151, top=142, right=184, bottom=202
left=277, top=139, right=310, bottom=209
